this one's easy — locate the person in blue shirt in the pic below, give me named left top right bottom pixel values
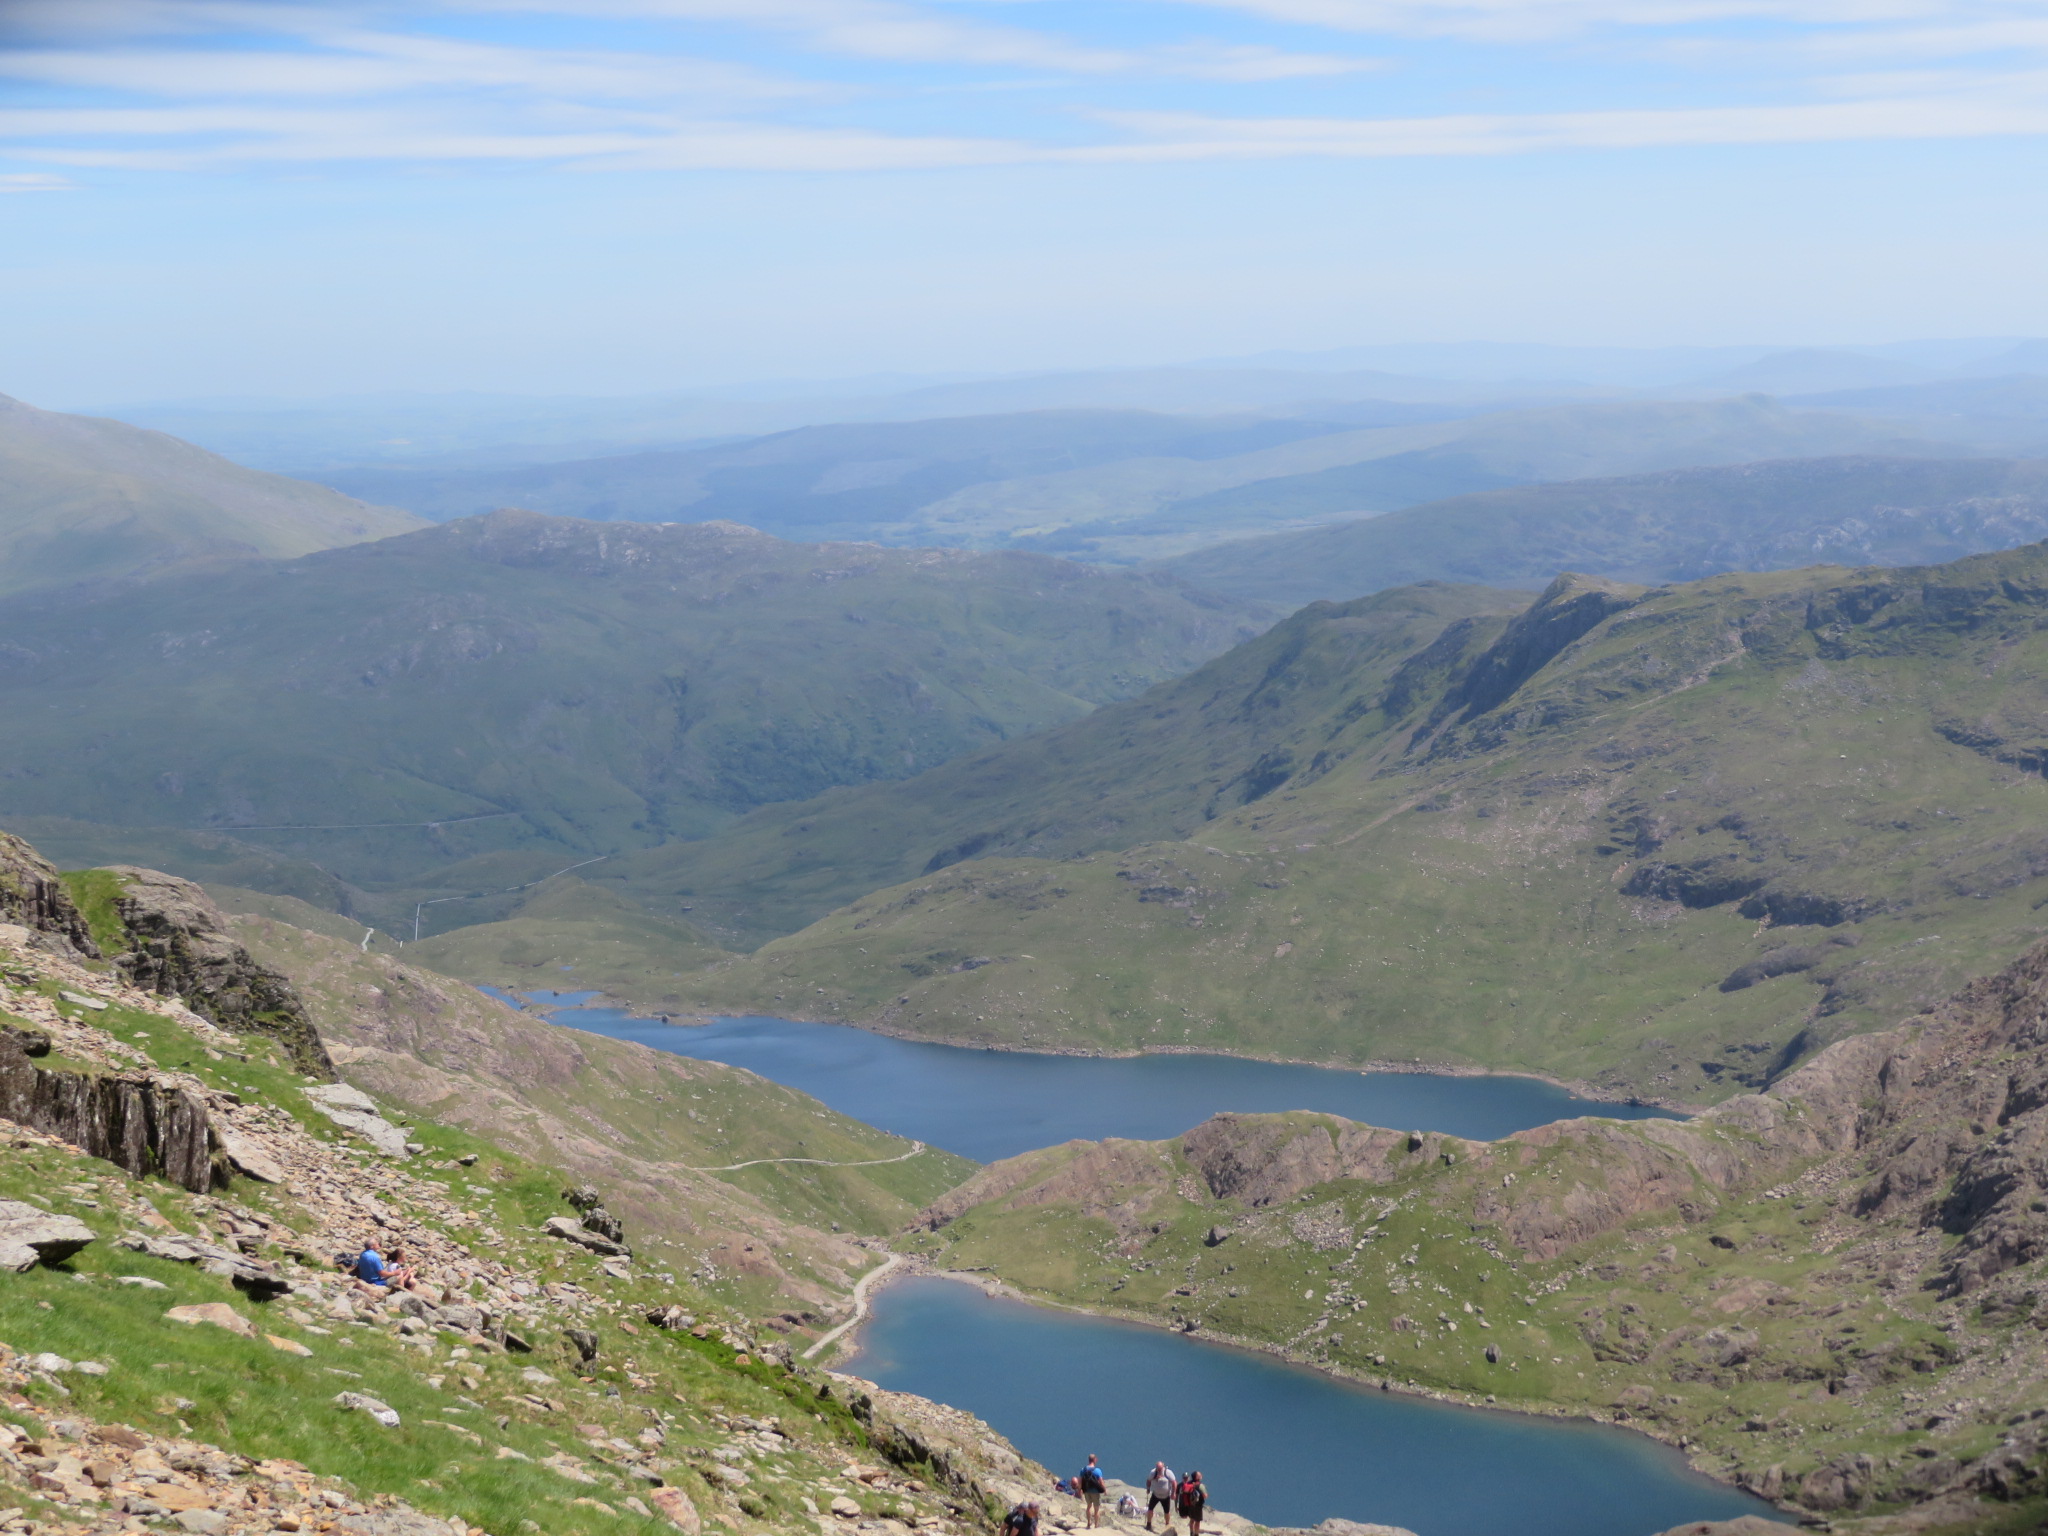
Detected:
left=1076, top=1455, right=1107, bottom=1528
left=352, top=1242, right=388, bottom=1290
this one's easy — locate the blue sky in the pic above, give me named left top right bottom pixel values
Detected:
left=3, top=0, right=2048, bottom=403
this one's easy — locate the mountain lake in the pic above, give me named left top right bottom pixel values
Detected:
left=848, top=1275, right=1781, bottom=1536
left=509, top=997, right=1681, bottom=1162
left=498, top=993, right=1777, bottom=1534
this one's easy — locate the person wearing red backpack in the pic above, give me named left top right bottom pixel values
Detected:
left=1175, top=1471, right=1207, bottom=1536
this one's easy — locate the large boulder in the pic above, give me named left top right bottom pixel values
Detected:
left=0, top=1199, right=95, bottom=1270
left=541, top=1216, right=629, bottom=1257
left=302, top=1083, right=412, bottom=1158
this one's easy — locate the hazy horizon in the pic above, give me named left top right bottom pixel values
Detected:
left=7, top=3, right=2048, bottom=406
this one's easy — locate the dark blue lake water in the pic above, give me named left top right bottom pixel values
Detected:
left=850, top=1277, right=1781, bottom=1536
left=503, top=996, right=1678, bottom=1163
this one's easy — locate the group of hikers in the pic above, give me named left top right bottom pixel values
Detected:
left=341, top=1239, right=421, bottom=1293
left=1008, top=1457, right=1207, bottom=1536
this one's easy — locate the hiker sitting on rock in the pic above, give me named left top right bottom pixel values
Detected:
left=350, top=1240, right=390, bottom=1293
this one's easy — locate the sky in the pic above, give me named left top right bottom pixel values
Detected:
left=3, top=0, right=2048, bottom=405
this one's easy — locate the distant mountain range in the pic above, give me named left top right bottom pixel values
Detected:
left=299, top=396, right=1987, bottom=567
left=0, top=391, right=423, bottom=596
left=0, top=509, right=1257, bottom=910
left=1154, top=455, right=2048, bottom=609
left=89, top=338, right=2044, bottom=472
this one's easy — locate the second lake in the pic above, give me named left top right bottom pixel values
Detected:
left=510, top=996, right=1680, bottom=1162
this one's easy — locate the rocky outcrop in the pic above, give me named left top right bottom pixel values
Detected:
left=103, top=867, right=335, bottom=1079
left=0, top=1022, right=217, bottom=1193
left=921, top=936, right=2048, bottom=1296
left=119, top=1230, right=295, bottom=1299
left=302, top=1082, right=413, bottom=1158
left=0, top=1199, right=96, bottom=1270
left=0, top=830, right=97, bottom=955
left=1183, top=1116, right=1473, bottom=1207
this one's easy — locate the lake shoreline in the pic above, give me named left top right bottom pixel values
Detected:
left=495, top=985, right=1707, bottom=1118
left=847, top=1258, right=1785, bottom=1521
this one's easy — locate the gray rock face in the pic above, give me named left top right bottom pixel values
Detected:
left=0, top=830, right=98, bottom=955
left=0, top=1198, right=96, bottom=1270
left=102, top=866, right=336, bottom=1079
left=0, top=1023, right=217, bottom=1193
left=302, top=1083, right=412, bottom=1158
left=541, top=1215, right=629, bottom=1256
left=117, top=1231, right=295, bottom=1300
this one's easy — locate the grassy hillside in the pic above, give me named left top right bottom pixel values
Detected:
left=647, top=545, right=2048, bottom=1102
left=0, top=391, right=423, bottom=597
left=222, top=897, right=972, bottom=1246
left=0, top=846, right=1043, bottom=1536
left=1157, top=456, right=2048, bottom=609
left=0, top=510, right=1258, bottom=910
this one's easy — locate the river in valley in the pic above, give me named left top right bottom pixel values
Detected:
left=507, top=993, right=1773, bottom=1533
left=512, top=996, right=1679, bottom=1162
left=848, top=1276, right=1781, bottom=1536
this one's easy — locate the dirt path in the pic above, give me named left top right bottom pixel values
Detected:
left=803, top=1251, right=904, bottom=1360
left=688, top=1140, right=927, bottom=1173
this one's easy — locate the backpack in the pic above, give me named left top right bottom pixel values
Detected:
left=1176, top=1479, right=1203, bottom=1515
left=1079, top=1468, right=1105, bottom=1494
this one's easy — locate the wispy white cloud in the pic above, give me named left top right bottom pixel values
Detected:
left=0, top=170, right=75, bottom=190
left=4, top=0, right=2048, bottom=178
left=1153, top=0, right=2045, bottom=44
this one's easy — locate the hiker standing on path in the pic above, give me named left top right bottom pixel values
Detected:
left=1145, top=1463, right=1178, bottom=1533
left=1077, top=1455, right=1106, bottom=1528
left=1176, top=1471, right=1208, bottom=1536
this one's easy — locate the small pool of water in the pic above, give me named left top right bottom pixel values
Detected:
left=849, top=1276, right=1782, bottom=1536
left=500, top=993, right=1679, bottom=1163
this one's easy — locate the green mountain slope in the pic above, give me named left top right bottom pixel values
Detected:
left=0, top=391, right=424, bottom=596
left=653, top=545, right=2048, bottom=1102
left=0, top=509, right=1259, bottom=908
left=565, top=581, right=1528, bottom=948
left=1157, top=456, right=2048, bottom=609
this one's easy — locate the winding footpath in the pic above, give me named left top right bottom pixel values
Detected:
left=688, top=1140, right=927, bottom=1173
left=803, top=1252, right=905, bottom=1360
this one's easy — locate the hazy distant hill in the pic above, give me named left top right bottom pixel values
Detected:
left=1684, top=347, right=1935, bottom=395
left=0, top=509, right=1258, bottom=901
left=1155, top=456, right=2048, bottom=609
left=952, top=395, right=1981, bottom=561
left=0, top=391, right=424, bottom=596
left=310, top=409, right=1379, bottom=537
left=309, top=396, right=1982, bottom=570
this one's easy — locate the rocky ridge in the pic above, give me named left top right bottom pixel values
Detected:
left=906, top=938, right=2048, bottom=1533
